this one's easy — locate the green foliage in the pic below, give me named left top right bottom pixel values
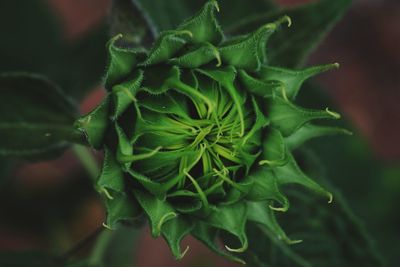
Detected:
left=0, top=73, right=81, bottom=159
left=242, top=190, right=383, bottom=267
left=1, top=1, right=386, bottom=267
left=75, top=0, right=354, bottom=263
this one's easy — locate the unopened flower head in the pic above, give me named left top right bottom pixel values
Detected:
left=77, top=0, right=346, bottom=263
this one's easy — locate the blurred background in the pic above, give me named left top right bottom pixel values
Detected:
left=0, top=0, right=399, bottom=266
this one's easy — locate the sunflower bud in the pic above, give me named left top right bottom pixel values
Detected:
left=76, top=0, right=346, bottom=262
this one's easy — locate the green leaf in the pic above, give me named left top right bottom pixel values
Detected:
left=134, top=190, right=177, bottom=237
left=111, top=70, right=143, bottom=119
left=141, top=66, right=178, bottom=94
left=258, top=63, right=339, bottom=99
left=242, top=221, right=311, bottom=267
left=176, top=0, right=223, bottom=44
left=227, top=0, right=351, bottom=68
left=103, top=191, right=141, bottom=229
left=285, top=123, right=352, bottom=150
left=220, top=16, right=291, bottom=71
left=170, top=43, right=221, bottom=68
left=192, top=221, right=245, bottom=264
left=0, top=73, right=80, bottom=159
left=127, top=162, right=186, bottom=199
left=105, top=35, right=146, bottom=89
left=140, top=31, right=190, bottom=66
left=161, top=217, right=194, bottom=259
left=98, top=148, right=125, bottom=193
left=239, top=70, right=282, bottom=97
left=273, top=151, right=332, bottom=202
left=247, top=201, right=296, bottom=244
left=205, top=203, right=248, bottom=252
left=260, top=127, right=287, bottom=166
left=246, top=168, right=289, bottom=211
left=115, top=123, right=133, bottom=162
left=268, top=96, right=340, bottom=136
left=76, top=96, right=110, bottom=149
left=241, top=186, right=384, bottom=267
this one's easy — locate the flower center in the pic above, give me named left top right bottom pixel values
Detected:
left=132, top=78, right=258, bottom=196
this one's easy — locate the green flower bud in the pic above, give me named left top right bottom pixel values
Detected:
left=76, top=0, right=349, bottom=263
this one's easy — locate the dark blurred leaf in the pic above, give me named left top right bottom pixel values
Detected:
left=0, top=0, right=108, bottom=100
left=54, top=25, right=109, bottom=100
left=88, top=225, right=140, bottom=267
left=130, top=0, right=203, bottom=33
left=227, top=0, right=352, bottom=67
left=0, top=73, right=82, bottom=160
left=241, top=177, right=383, bottom=267
left=110, top=0, right=155, bottom=46
left=128, top=0, right=276, bottom=35
left=296, top=81, right=398, bottom=266
left=217, top=0, right=276, bottom=28
left=306, top=135, right=399, bottom=267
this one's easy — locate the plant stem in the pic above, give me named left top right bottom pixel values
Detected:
left=72, top=144, right=100, bottom=182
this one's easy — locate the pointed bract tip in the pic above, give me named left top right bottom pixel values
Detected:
left=325, top=108, right=341, bottom=119
left=101, top=187, right=114, bottom=200
left=288, top=239, right=303, bottom=245
left=328, top=192, right=334, bottom=204
left=102, top=222, right=112, bottom=230
left=269, top=204, right=289, bottom=212
left=211, top=0, right=220, bottom=12
left=115, top=33, right=123, bottom=39
left=275, top=15, right=292, bottom=28
left=177, top=246, right=190, bottom=260
left=225, top=244, right=247, bottom=253
left=107, top=34, right=123, bottom=48
left=283, top=15, right=292, bottom=27
left=209, top=45, right=222, bottom=67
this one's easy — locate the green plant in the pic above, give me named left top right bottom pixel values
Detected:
left=0, top=0, right=386, bottom=266
left=75, top=1, right=349, bottom=263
